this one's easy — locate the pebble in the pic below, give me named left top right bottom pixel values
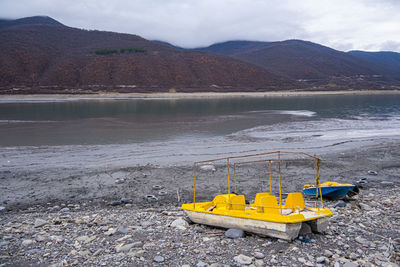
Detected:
left=324, top=249, right=333, bottom=257
left=154, top=255, right=164, bottom=263
left=116, top=227, right=129, bottom=235
left=199, top=164, right=216, bottom=172
left=196, top=260, right=208, bottom=267
left=0, top=206, right=5, bottom=213
left=234, top=254, right=253, bottom=265
left=316, top=256, right=325, bottom=263
left=170, top=217, right=189, bottom=230
left=34, top=218, right=48, bottom=228
left=254, top=259, right=264, bottom=267
left=359, top=203, right=372, bottom=211
left=0, top=241, right=9, bottom=247
left=253, top=252, right=265, bottom=259
left=59, top=207, right=70, bottom=213
left=111, top=201, right=121, bottom=206
left=355, top=236, right=367, bottom=244
left=343, top=262, right=359, bottom=267
left=225, top=228, right=245, bottom=238
left=115, top=243, right=136, bottom=253
left=334, top=201, right=346, bottom=208
left=120, top=198, right=132, bottom=203
left=21, top=239, right=35, bottom=246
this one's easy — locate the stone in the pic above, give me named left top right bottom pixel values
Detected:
left=359, top=203, right=372, bottom=211
left=299, top=223, right=312, bottom=235
left=111, top=201, right=121, bottom=206
left=154, top=255, right=164, bottom=263
left=355, top=236, right=367, bottom=244
left=316, top=257, right=326, bottom=263
left=254, top=259, right=264, bottom=267
left=234, top=254, right=253, bottom=265
left=349, top=252, right=358, bottom=260
left=131, top=249, right=145, bottom=258
left=59, top=207, right=70, bottom=213
left=324, top=249, right=333, bottom=257
left=334, top=201, right=346, bottom=208
left=104, top=228, right=117, bottom=236
left=120, top=198, right=132, bottom=203
left=116, top=227, right=129, bottom=235
left=225, top=228, right=245, bottom=238
left=381, top=181, right=394, bottom=186
left=343, top=262, right=358, bottom=267
left=141, top=221, right=154, bottom=228
left=34, top=218, right=48, bottom=228
left=22, top=239, right=35, bottom=246
left=196, top=260, right=208, bottom=267
left=334, top=262, right=340, bottom=267
left=170, top=218, right=189, bottom=230
left=115, top=243, right=137, bottom=253
left=199, top=164, right=216, bottom=172
left=298, top=257, right=306, bottom=263
left=0, top=206, right=5, bottom=213
left=116, top=235, right=131, bottom=242
left=0, top=241, right=9, bottom=247
left=253, top=252, right=265, bottom=259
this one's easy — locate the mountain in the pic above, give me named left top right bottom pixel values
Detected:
left=348, top=50, right=400, bottom=79
left=198, top=40, right=384, bottom=80
left=0, top=16, right=63, bottom=29
left=0, top=17, right=287, bottom=94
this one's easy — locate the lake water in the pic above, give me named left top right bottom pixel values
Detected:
left=1, top=94, right=400, bottom=169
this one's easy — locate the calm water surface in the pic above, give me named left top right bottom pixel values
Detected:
left=0, top=94, right=399, bottom=147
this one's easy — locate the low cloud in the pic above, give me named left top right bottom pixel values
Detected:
left=1, top=0, right=399, bottom=52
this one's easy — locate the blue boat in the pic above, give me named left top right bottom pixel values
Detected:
left=303, top=181, right=355, bottom=199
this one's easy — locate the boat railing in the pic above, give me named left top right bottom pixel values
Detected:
left=192, top=150, right=324, bottom=213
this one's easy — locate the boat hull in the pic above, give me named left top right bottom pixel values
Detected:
left=303, top=185, right=355, bottom=199
left=185, top=210, right=304, bottom=240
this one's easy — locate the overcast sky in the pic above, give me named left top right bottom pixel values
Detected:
left=1, top=0, right=400, bottom=52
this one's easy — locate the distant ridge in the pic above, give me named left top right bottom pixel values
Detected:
left=348, top=50, right=400, bottom=79
left=0, top=16, right=63, bottom=29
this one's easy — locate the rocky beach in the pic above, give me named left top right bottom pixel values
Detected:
left=1, top=140, right=400, bottom=266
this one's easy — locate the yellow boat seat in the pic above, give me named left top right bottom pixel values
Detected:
left=284, top=192, right=305, bottom=211
left=230, top=194, right=245, bottom=210
left=254, top=192, right=279, bottom=214
left=212, top=194, right=230, bottom=210
left=211, top=194, right=245, bottom=210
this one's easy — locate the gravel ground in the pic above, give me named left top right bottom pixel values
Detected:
left=0, top=183, right=399, bottom=266
left=1, top=141, right=400, bottom=266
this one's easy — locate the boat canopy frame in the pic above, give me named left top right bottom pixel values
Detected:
left=193, top=150, right=324, bottom=212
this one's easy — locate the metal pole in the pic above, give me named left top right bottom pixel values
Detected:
left=269, top=160, right=272, bottom=194
left=278, top=151, right=282, bottom=214
left=227, top=158, right=231, bottom=195
left=193, top=163, right=196, bottom=208
left=234, top=164, right=237, bottom=193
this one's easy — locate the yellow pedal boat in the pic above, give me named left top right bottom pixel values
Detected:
left=181, top=151, right=333, bottom=240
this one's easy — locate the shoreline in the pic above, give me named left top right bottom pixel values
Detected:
left=0, top=89, right=399, bottom=101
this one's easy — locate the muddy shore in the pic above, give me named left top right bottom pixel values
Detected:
left=0, top=90, right=399, bottom=102
left=1, top=139, right=399, bottom=210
